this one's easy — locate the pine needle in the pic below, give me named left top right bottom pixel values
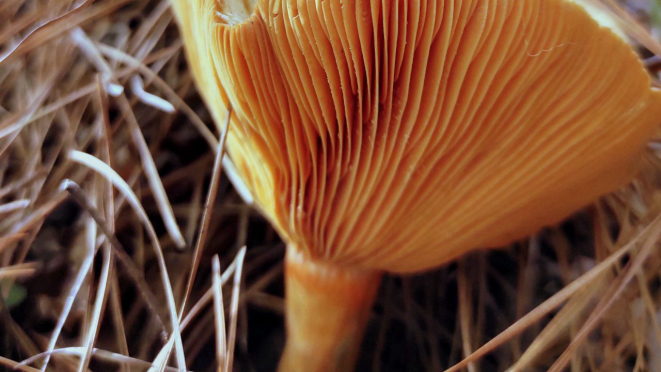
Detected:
left=67, top=152, right=187, bottom=371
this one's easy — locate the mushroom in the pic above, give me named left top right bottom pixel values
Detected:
left=171, top=0, right=661, bottom=370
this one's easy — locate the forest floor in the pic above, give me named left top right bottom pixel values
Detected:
left=1, top=0, right=661, bottom=371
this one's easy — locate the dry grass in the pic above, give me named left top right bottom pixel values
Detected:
left=1, top=0, right=661, bottom=371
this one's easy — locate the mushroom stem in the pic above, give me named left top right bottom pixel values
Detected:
left=280, top=245, right=382, bottom=372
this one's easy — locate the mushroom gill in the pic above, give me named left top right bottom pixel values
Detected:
left=172, top=0, right=661, bottom=370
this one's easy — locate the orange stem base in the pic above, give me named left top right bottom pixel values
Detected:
left=278, top=245, right=382, bottom=372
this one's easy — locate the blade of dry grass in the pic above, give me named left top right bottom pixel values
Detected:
left=596, top=0, right=661, bottom=57
left=114, top=92, right=186, bottom=249
left=636, top=271, right=661, bottom=349
left=457, top=261, right=476, bottom=372
left=93, top=43, right=254, bottom=205
left=18, top=347, right=187, bottom=372
left=126, top=0, right=171, bottom=56
left=225, top=246, right=246, bottom=372
left=96, top=43, right=218, bottom=149
left=40, top=218, right=97, bottom=372
left=212, top=255, right=227, bottom=372
left=0, top=0, right=132, bottom=65
left=548, top=212, right=661, bottom=371
left=221, top=157, right=254, bottom=206
left=151, top=250, right=244, bottom=371
left=511, top=280, right=607, bottom=370
left=0, top=4, right=42, bottom=44
left=4, top=56, right=179, bottom=134
left=0, top=199, right=30, bottom=215
left=70, top=27, right=123, bottom=96
left=96, top=75, right=130, bottom=372
left=246, top=292, right=284, bottom=313
left=0, top=0, right=91, bottom=64
left=0, top=70, right=57, bottom=139
left=0, top=263, right=36, bottom=279
left=240, top=261, right=283, bottom=302
left=180, top=107, right=231, bottom=318
left=150, top=108, right=231, bottom=372
left=78, top=221, right=111, bottom=372
left=90, top=348, right=185, bottom=372
left=130, top=74, right=174, bottom=112
left=180, top=259, right=237, bottom=330
left=66, top=152, right=187, bottom=371
left=60, top=179, right=169, bottom=330
left=107, top=280, right=129, bottom=372
left=8, top=192, right=67, bottom=235
left=0, top=233, right=26, bottom=254
left=0, top=170, right=47, bottom=200
left=0, top=356, right=40, bottom=372
left=447, top=211, right=661, bottom=372
left=184, top=180, right=204, bottom=246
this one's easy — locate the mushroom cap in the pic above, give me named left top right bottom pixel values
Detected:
left=173, top=0, right=661, bottom=273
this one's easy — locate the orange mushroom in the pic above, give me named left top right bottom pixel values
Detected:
left=171, top=0, right=661, bottom=370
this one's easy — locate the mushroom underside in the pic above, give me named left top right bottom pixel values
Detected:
left=174, top=0, right=661, bottom=273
